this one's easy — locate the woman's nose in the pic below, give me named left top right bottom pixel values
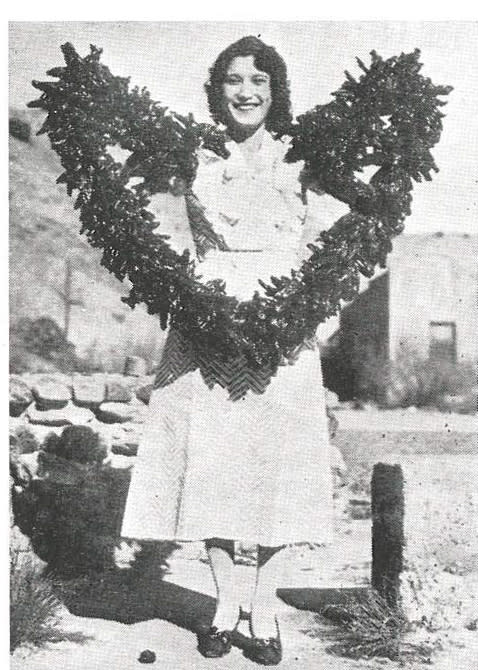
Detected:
left=237, top=82, right=253, bottom=99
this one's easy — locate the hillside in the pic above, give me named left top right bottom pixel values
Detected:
left=9, top=108, right=165, bottom=370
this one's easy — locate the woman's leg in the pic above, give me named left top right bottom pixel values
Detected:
left=205, top=538, right=240, bottom=630
left=250, top=544, right=285, bottom=639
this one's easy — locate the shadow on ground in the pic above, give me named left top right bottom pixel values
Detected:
left=54, top=545, right=368, bottom=655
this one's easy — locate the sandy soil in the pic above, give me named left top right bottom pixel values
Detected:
left=333, top=407, right=477, bottom=433
left=11, top=516, right=478, bottom=669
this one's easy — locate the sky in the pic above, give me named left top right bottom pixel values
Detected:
left=8, top=21, right=478, bottom=234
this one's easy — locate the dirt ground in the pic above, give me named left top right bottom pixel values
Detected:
left=11, top=517, right=478, bottom=670
left=11, top=411, right=478, bottom=669
left=333, top=407, right=477, bottom=434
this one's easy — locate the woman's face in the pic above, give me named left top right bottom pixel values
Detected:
left=222, top=55, right=272, bottom=131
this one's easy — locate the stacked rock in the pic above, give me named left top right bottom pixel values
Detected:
left=9, top=369, right=154, bottom=461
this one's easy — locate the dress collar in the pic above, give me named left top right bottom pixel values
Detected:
left=223, top=131, right=290, bottom=178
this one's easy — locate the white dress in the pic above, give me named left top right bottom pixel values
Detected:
left=121, top=132, right=339, bottom=546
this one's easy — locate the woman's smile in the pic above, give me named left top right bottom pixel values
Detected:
left=234, top=102, right=260, bottom=110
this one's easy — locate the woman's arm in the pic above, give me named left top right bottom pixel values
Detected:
left=300, top=165, right=381, bottom=218
left=297, top=187, right=349, bottom=263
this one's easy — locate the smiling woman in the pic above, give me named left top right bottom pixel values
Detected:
left=121, top=35, right=335, bottom=664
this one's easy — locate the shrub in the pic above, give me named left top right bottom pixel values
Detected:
left=322, top=590, right=437, bottom=662
left=10, top=549, right=61, bottom=652
left=9, top=117, right=31, bottom=143
left=43, top=426, right=108, bottom=465
left=10, top=548, right=91, bottom=652
left=12, top=466, right=132, bottom=574
left=10, top=317, right=80, bottom=373
left=379, top=346, right=476, bottom=410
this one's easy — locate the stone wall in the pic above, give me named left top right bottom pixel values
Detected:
left=10, top=367, right=154, bottom=456
left=10, top=367, right=154, bottom=575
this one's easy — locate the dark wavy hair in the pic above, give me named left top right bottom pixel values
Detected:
left=205, top=36, right=293, bottom=137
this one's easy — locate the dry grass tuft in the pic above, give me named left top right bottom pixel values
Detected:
left=321, top=590, right=439, bottom=662
left=10, top=549, right=89, bottom=653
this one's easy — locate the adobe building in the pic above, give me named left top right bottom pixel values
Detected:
left=322, top=234, right=478, bottom=400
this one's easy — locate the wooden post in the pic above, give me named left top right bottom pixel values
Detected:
left=371, top=456, right=478, bottom=628
left=371, top=463, right=404, bottom=608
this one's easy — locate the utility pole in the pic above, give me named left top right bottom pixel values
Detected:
left=54, top=259, right=84, bottom=340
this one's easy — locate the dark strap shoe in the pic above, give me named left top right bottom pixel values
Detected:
left=243, top=617, right=282, bottom=665
left=197, top=626, right=233, bottom=658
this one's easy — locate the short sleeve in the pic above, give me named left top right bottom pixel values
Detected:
left=147, top=191, right=196, bottom=257
left=297, top=189, right=350, bottom=262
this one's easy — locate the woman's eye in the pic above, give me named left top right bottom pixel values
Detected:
left=225, top=77, right=241, bottom=85
left=252, top=77, right=269, bottom=85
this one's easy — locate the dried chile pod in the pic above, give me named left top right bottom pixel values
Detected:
left=61, top=42, right=81, bottom=66
left=46, top=66, right=67, bottom=78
